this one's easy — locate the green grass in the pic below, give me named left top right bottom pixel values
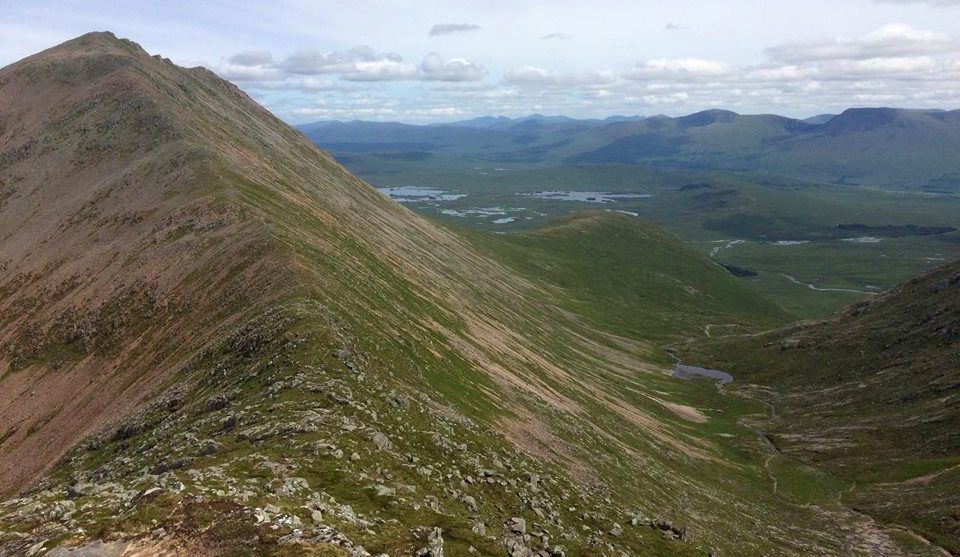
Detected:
left=471, top=211, right=790, bottom=344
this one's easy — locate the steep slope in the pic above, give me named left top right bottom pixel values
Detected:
left=0, top=32, right=302, bottom=492
left=680, top=259, right=960, bottom=552
left=0, top=33, right=944, bottom=557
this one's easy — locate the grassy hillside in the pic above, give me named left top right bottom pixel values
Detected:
left=472, top=211, right=790, bottom=347
left=679, top=259, right=960, bottom=553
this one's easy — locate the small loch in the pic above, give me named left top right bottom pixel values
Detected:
left=673, top=364, right=734, bottom=384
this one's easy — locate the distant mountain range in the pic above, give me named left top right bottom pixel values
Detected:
left=298, top=108, right=960, bottom=187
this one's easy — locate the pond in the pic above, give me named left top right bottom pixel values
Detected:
left=672, top=364, right=734, bottom=384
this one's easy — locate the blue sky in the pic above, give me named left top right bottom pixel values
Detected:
left=4, top=0, right=960, bottom=123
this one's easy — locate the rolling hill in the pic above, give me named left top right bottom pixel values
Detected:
left=0, top=32, right=953, bottom=557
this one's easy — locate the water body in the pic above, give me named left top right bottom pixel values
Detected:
left=522, top=191, right=652, bottom=203
left=673, top=364, right=734, bottom=384
left=440, top=207, right=508, bottom=217
left=377, top=186, right=466, bottom=203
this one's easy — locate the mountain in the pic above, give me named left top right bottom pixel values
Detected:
left=299, top=107, right=960, bottom=186
left=802, top=114, right=836, bottom=125
left=1, top=33, right=952, bottom=557
left=680, top=259, right=960, bottom=553
left=436, top=116, right=512, bottom=128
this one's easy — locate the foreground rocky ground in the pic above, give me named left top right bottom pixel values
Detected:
left=1, top=305, right=698, bottom=557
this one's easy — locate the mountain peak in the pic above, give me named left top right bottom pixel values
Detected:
left=32, top=30, right=149, bottom=61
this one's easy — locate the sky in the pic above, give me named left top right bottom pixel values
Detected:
left=3, top=0, right=960, bottom=123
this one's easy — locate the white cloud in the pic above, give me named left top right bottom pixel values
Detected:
left=623, top=58, right=735, bottom=80
left=340, top=59, right=417, bottom=81
left=765, top=24, right=957, bottom=63
left=216, top=61, right=283, bottom=82
left=279, top=46, right=407, bottom=76
left=504, top=66, right=615, bottom=87
left=419, top=53, right=487, bottom=81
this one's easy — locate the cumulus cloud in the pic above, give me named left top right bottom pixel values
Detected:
left=504, top=66, right=615, bottom=87
left=279, top=46, right=408, bottom=76
left=219, top=46, right=486, bottom=86
left=623, top=58, right=735, bottom=80
left=216, top=63, right=283, bottom=83
left=429, top=23, right=481, bottom=36
left=419, top=53, right=488, bottom=81
left=765, top=24, right=957, bottom=63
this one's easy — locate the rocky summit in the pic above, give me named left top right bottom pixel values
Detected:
left=0, top=32, right=957, bottom=557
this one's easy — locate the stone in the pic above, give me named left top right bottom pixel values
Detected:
left=371, top=432, right=392, bottom=451
left=279, top=477, right=310, bottom=497
left=372, top=484, right=395, bottom=497
left=130, top=487, right=163, bottom=506
left=66, top=484, right=90, bottom=500
left=609, top=523, right=623, bottom=537
left=205, top=395, right=229, bottom=412
left=781, top=338, right=802, bottom=350
left=197, top=440, right=221, bottom=457
left=526, top=473, right=541, bottom=493
left=416, top=527, right=444, bottom=557
left=507, top=516, right=527, bottom=534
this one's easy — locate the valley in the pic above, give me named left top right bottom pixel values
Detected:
left=302, top=148, right=960, bottom=319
